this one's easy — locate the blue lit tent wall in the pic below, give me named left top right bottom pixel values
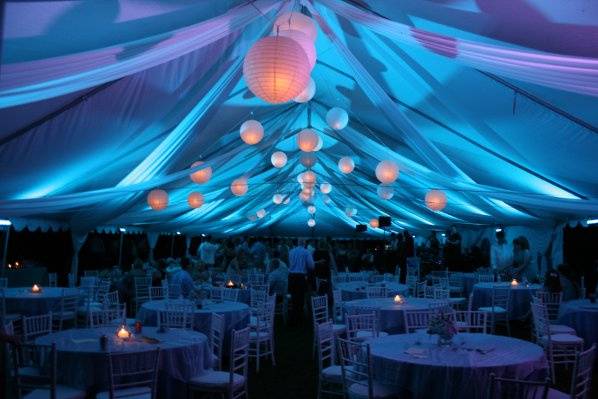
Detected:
left=0, top=0, right=597, bottom=262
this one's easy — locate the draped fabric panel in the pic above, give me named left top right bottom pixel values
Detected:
left=71, top=231, right=88, bottom=277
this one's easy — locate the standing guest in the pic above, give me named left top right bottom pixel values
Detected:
left=403, top=230, right=415, bottom=258
left=444, top=225, right=462, bottom=269
left=491, top=229, right=512, bottom=272
left=170, top=262, right=195, bottom=298
left=426, top=231, right=440, bottom=261
left=198, top=235, right=219, bottom=268
left=288, top=239, right=314, bottom=326
left=509, top=236, right=535, bottom=281
left=278, top=239, right=290, bottom=266
left=250, top=237, right=267, bottom=271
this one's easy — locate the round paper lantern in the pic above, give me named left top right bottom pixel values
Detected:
left=301, top=184, right=313, bottom=195
left=240, top=120, right=264, bottom=145
left=283, top=197, right=290, bottom=205
left=338, top=156, right=355, bottom=174
left=326, top=107, right=349, bottom=130
left=273, top=12, right=318, bottom=42
left=243, top=36, right=311, bottom=104
left=369, top=218, right=379, bottom=228
left=375, top=160, right=399, bottom=184
left=300, top=153, right=317, bottom=168
left=320, top=182, right=332, bottom=194
left=322, top=194, right=331, bottom=204
left=248, top=214, right=257, bottom=222
left=230, top=177, right=248, bottom=196
left=257, top=209, right=267, bottom=219
left=271, top=151, right=287, bottom=168
left=307, top=218, right=316, bottom=227
left=187, top=192, right=204, bottom=209
left=147, top=189, right=168, bottom=211
left=377, top=185, right=394, bottom=200
left=425, top=189, right=447, bottom=211
left=189, top=161, right=212, bottom=184
left=307, top=205, right=316, bottom=214
left=299, top=191, right=311, bottom=202
left=273, top=194, right=283, bottom=204
left=297, top=129, right=319, bottom=152
left=278, top=30, right=316, bottom=69
left=302, top=170, right=316, bottom=187
left=293, top=78, right=316, bottom=103
left=345, top=207, right=357, bottom=217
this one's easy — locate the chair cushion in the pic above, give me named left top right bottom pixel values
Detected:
left=540, top=334, right=584, bottom=345
left=188, top=371, right=245, bottom=390
left=96, top=386, right=151, bottom=399
left=547, top=388, right=570, bottom=399
left=478, top=306, right=507, bottom=313
left=549, top=324, right=576, bottom=335
left=332, top=324, right=346, bottom=335
left=348, top=381, right=395, bottom=399
left=249, top=331, right=271, bottom=340
left=322, top=365, right=343, bottom=383
left=249, top=316, right=257, bottom=327
left=25, top=385, right=86, bottom=399
left=355, top=330, right=388, bottom=340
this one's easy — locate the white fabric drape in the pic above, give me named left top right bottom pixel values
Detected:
left=147, top=232, right=160, bottom=262
left=70, top=231, right=88, bottom=277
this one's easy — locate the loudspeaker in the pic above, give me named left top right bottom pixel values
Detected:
left=378, top=216, right=391, bottom=227
left=355, top=224, right=367, bottom=233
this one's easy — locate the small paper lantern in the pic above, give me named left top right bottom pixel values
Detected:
left=375, top=160, right=399, bottom=184
left=322, top=194, right=331, bottom=204
left=299, top=191, right=311, bottom=202
left=338, top=156, right=355, bottom=174
left=307, top=205, right=316, bottom=214
left=273, top=194, right=284, bottom=205
left=273, top=12, right=318, bottom=42
left=302, top=170, right=316, bottom=187
left=307, top=218, right=316, bottom=227
left=240, top=120, right=264, bottom=145
left=147, top=189, right=168, bottom=211
left=326, top=107, right=349, bottom=130
left=271, top=151, right=287, bottom=168
left=345, top=207, right=357, bottom=217
left=369, top=218, right=379, bottom=228
left=230, top=177, right=248, bottom=196
left=243, top=36, right=311, bottom=104
left=278, top=30, right=316, bottom=69
left=283, top=197, right=290, bottom=204
left=377, top=185, right=394, bottom=200
left=188, top=192, right=204, bottom=208
left=425, top=189, right=447, bottom=211
left=293, top=78, right=316, bottom=103
left=320, top=182, right=332, bottom=194
left=300, top=153, right=317, bottom=168
left=257, top=209, right=267, bottom=219
left=190, top=161, right=212, bottom=184
left=297, top=129, right=319, bottom=152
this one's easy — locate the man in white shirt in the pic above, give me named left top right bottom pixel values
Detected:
left=288, top=239, right=314, bottom=325
left=198, top=235, right=219, bottom=268
left=491, top=229, right=512, bottom=272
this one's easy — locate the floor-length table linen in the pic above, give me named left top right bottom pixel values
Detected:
left=558, top=299, right=598, bottom=350
left=336, top=281, right=408, bottom=301
left=3, top=287, right=81, bottom=316
left=472, top=282, right=541, bottom=320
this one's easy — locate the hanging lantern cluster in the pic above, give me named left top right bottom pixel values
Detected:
left=189, top=161, right=212, bottom=184
left=277, top=30, right=316, bottom=69
left=188, top=192, right=204, bottom=209
left=240, top=120, right=264, bottom=145
left=375, top=160, right=399, bottom=184
left=338, top=156, right=355, bottom=174
left=230, top=177, right=248, bottom=196
left=271, top=151, right=287, bottom=168
left=147, top=189, right=168, bottom=211
left=326, top=107, right=349, bottom=130
left=425, top=189, right=447, bottom=211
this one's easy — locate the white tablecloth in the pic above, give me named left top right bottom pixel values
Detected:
left=472, top=283, right=540, bottom=320
left=336, top=281, right=408, bottom=301
left=36, top=326, right=210, bottom=396
left=558, top=299, right=598, bottom=350
left=367, top=332, right=548, bottom=399
left=3, top=287, right=81, bottom=316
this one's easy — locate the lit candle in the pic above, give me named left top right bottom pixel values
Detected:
left=393, top=294, right=404, bottom=304
left=226, top=280, right=234, bottom=288
left=31, top=284, right=41, bottom=293
left=511, top=279, right=518, bottom=287
left=117, top=326, right=130, bottom=339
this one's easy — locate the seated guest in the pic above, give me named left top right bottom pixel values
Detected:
left=169, top=262, right=195, bottom=298
left=268, top=255, right=289, bottom=298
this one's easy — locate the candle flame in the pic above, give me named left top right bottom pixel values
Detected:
left=117, top=326, right=130, bottom=339
left=511, top=279, right=518, bottom=286
left=226, top=280, right=234, bottom=287
left=394, top=294, right=403, bottom=303
left=32, top=284, right=40, bottom=292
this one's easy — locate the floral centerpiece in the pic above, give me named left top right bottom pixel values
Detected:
left=427, top=311, right=458, bottom=346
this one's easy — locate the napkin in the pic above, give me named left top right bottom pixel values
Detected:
left=71, top=338, right=97, bottom=344
left=405, top=347, right=428, bottom=358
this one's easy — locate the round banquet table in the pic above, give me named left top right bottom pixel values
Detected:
left=137, top=299, right=249, bottom=347
left=343, top=297, right=460, bottom=334
left=367, top=332, right=548, bottom=399
left=558, top=299, right=598, bottom=350
left=3, top=287, right=81, bottom=316
left=35, top=326, right=210, bottom=397
left=472, top=282, right=541, bottom=320
left=336, top=281, right=408, bottom=301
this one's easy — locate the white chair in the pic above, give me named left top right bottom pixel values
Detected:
left=188, top=327, right=250, bottom=399
left=365, top=286, right=387, bottom=299
left=477, top=273, right=495, bottom=283
left=403, top=309, right=435, bottom=334
left=0, top=288, right=20, bottom=324
left=312, top=295, right=346, bottom=342
left=369, top=275, right=384, bottom=284
left=96, top=348, right=160, bottom=399
left=52, top=290, right=79, bottom=331
left=89, top=305, right=126, bottom=328
left=103, top=291, right=120, bottom=308
left=406, top=276, right=418, bottom=297
left=148, top=286, right=168, bottom=301
left=48, top=273, right=57, bottom=287
left=315, top=322, right=343, bottom=398
left=249, top=295, right=276, bottom=372
left=210, top=313, right=225, bottom=371
left=535, top=290, right=563, bottom=322
left=12, top=342, right=86, bottom=399
left=487, top=373, right=550, bottom=399
left=134, top=277, right=152, bottom=312
left=222, top=288, right=240, bottom=303
left=453, top=310, right=487, bottom=333
left=530, top=296, right=576, bottom=336
left=332, top=290, right=344, bottom=323
left=337, top=338, right=394, bottom=399
left=548, top=344, right=595, bottom=399
left=346, top=312, right=387, bottom=341
left=22, top=313, right=53, bottom=342
left=157, top=302, right=193, bottom=330
left=478, top=286, right=511, bottom=335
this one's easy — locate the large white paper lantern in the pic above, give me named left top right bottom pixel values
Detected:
left=188, top=192, right=204, bottom=209
left=338, top=156, right=355, bottom=174
left=375, top=160, right=399, bottom=184
left=230, top=177, right=248, bottom=196
left=320, top=182, right=332, bottom=194
left=345, top=207, right=357, bottom=217
left=326, top=107, right=349, bottom=130
left=147, top=189, right=168, bottom=211
left=302, top=170, right=316, bottom=187
left=257, top=209, right=267, bottom=219
left=243, top=36, right=311, bottom=104
left=278, top=30, right=316, bottom=70
left=300, top=152, right=317, bottom=168
left=377, top=185, right=394, bottom=200
left=425, top=189, right=447, bottom=211
left=240, top=120, right=264, bottom=145
left=293, top=78, right=316, bottom=103
left=273, top=12, right=318, bottom=42
left=369, top=218, right=379, bottom=228
left=271, top=151, right=287, bottom=168
left=273, top=194, right=284, bottom=205
left=307, top=205, right=316, bottom=214
left=307, top=218, right=316, bottom=227
left=297, top=129, right=319, bottom=152
left=190, top=161, right=212, bottom=184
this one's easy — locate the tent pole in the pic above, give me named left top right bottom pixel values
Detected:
left=118, top=232, right=124, bottom=267
left=2, top=228, right=10, bottom=270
